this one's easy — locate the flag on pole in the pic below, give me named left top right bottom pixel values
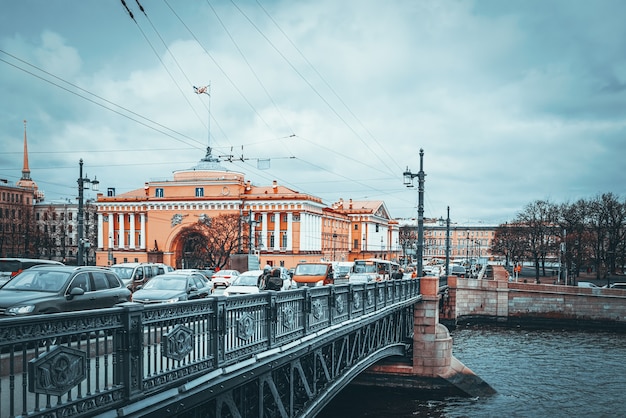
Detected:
left=194, top=85, right=209, bottom=95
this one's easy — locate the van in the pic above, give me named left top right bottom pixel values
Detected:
left=0, top=258, right=64, bottom=287
left=110, top=262, right=173, bottom=292
left=292, top=262, right=334, bottom=287
left=333, top=261, right=354, bottom=281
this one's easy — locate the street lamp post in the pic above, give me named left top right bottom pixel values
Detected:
left=77, top=159, right=99, bottom=266
left=439, top=206, right=451, bottom=276
left=243, top=214, right=258, bottom=254
left=403, top=149, right=426, bottom=277
left=465, top=229, right=470, bottom=267
left=362, top=235, right=366, bottom=259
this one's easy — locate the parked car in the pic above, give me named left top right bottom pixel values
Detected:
left=0, top=265, right=131, bottom=316
left=577, top=281, right=599, bottom=288
left=110, top=262, right=172, bottom=292
left=0, top=258, right=64, bottom=287
left=609, top=283, right=626, bottom=290
left=211, top=270, right=240, bottom=288
left=131, top=271, right=211, bottom=304
left=223, top=270, right=263, bottom=296
left=448, top=264, right=467, bottom=278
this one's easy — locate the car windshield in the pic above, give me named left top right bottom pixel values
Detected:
left=3, top=270, right=71, bottom=292
left=143, top=276, right=186, bottom=291
left=294, top=264, right=328, bottom=275
left=353, top=263, right=377, bottom=274
left=233, top=275, right=258, bottom=286
left=110, top=267, right=134, bottom=280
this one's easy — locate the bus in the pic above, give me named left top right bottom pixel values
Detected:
left=352, top=258, right=400, bottom=281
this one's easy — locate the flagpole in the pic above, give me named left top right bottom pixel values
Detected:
left=206, top=82, right=211, bottom=150
left=194, top=82, right=211, bottom=151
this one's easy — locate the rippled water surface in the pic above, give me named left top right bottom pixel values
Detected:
left=318, top=327, right=626, bottom=417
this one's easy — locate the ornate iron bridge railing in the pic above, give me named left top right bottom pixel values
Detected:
left=0, top=279, right=421, bottom=418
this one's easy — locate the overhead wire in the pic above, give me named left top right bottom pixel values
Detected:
left=163, top=0, right=276, bottom=136
left=0, top=51, right=205, bottom=151
left=254, top=0, right=404, bottom=177
left=118, top=0, right=210, bottom=138
left=4, top=3, right=422, bottom=217
left=229, top=1, right=399, bottom=179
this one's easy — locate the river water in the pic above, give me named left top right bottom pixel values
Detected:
left=318, top=326, right=626, bottom=417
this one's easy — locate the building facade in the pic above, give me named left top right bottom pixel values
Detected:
left=94, top=149, right=400, bottom=270
left=399, top=218, right=497, bottom=264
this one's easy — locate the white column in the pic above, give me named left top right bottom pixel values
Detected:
left=108, top=214, right=114, bottom=248
left=287, top=212, right=293, bottom=250
left=261, top=212, right=268, bottom=250
left=140, top=213, right=146, bottom=249
left=118, top=213, right=125, bottom=248
left=314, top=214, right=321, bottom=251
left=129, top=213, right=136, bottom=248
left=97, top=213, right=103, bottom=249
left=274, top=212, right=280, bottom=250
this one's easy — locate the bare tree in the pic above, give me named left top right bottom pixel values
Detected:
left=515, top=200, right=559, bottom=283
left=491, top=222, right=527, bottom=269
left=558, top=199, right=590, bottom=282
left=588, top=193, right=626, bottom=284
left=178, top=213, right=243, bottom=270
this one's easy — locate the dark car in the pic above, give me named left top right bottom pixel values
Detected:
left=0, top=258, right=64, bottom=287
left=448, top=265, right=467, bottom=278
left=0, top=265, right=131, bottom=316
left=131, top=271, right=212, bottom=304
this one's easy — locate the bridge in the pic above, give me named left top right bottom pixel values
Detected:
left=0, top=278, right=474, bottom=418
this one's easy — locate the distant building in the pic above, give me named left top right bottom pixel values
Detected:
left=0, top=121, right=43, bottom=258
left=398, top=218, right=497, bottom=264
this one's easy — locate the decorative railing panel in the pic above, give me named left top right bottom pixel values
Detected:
left=0, top=279, right=422, bottom=418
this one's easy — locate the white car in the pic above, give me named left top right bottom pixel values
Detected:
left=348, top=273, right=377, bottom=284
left=577, top=281, right=598, bottom=288
left=211, top=270, right=240, bottom=288
left=223, top=270, right=262, bottom=296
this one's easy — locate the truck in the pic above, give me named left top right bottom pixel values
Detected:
left=291, top=262, right=334, bottom=287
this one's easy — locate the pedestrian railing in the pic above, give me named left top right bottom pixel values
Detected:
left=0, top=279, right=420, bottom=417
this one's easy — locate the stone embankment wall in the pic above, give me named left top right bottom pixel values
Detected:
left=444, top=266, right=626, bottom=330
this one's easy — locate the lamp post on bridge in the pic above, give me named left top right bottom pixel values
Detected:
left=403, top=149, right=426, bottom=278
left=77, top=159, right=99, bottom=266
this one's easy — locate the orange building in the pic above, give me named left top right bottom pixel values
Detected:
left=94, top=149, right=400, bottom=270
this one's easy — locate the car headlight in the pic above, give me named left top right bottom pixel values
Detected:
left=6, top=305, right=35, bottom=315
left=165, top=297, right=180, bottom=303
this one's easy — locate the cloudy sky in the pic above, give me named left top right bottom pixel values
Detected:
left=1, top=0, right=624, bottom=226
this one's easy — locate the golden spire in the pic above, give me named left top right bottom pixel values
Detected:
left=22, top=119, right=31, bottom=179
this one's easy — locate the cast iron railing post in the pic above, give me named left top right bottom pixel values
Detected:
left=116, top=302, right=144, bottom=401
left=213, top=296, right=227, bottom=367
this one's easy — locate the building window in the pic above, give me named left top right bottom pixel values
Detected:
left=270, top=214, right=275, bottom=223
left=195, top=187, right=204, bottom=197
left=375, top=224, right=380, bottom=232
left=155, top=188, right=164, bottom=198
left=354, top=224, right=358, bottom=230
